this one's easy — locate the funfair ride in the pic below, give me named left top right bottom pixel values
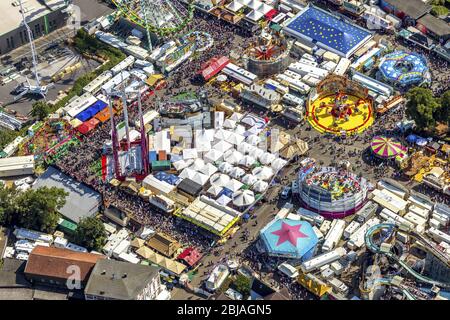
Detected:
left=112, top=0, right=195, bottom=50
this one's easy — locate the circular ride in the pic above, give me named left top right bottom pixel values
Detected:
left=378, top=51, right=431, bottom=88
left=306, top=75, right=374, bottom=136
left=370, top=135, right=407, bottom=159
left=112, top=0, right=194, bottom=37
left=244, top=33, right=291, bottom=77
left=297, top=165, right=369, bottom=219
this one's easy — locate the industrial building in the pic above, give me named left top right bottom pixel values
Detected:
left=0, top=0, right=70, bottom=55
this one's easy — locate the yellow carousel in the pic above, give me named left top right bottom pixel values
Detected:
left=306, top=75, right=375, bottom=135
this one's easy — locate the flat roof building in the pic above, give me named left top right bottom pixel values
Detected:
left=0, top=0, right=70, bottom=55
left=0, top=155, right=34, bottom=178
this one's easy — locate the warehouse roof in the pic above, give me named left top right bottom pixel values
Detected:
left=84, top=259, right=160, bottom=300
left=0, top=0, right=68, bottom=37
left=418, top=14, right=450, bottom=37
left=382, top=0, right=431, bottom=20
left=24, top=246, right=104, bottom=282
left=177, top=178, right=203, bottom=197
left=33, top=166, right=102, bottom=223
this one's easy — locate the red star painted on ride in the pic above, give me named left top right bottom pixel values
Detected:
left=271, top=222, right=308, bottom=247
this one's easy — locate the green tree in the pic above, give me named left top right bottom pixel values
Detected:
left=431, top=5, right=449, bottom=17
left=233, top=275, right=251, bottom=297
left=14, top=187, right=67, bottom=233
left=406, top=88, right=440, bottom=131
left=438, top=90, right=450, bottom=126
left=0, top=185, right=18, bottom=226
left=0, top=129, right=19, bottom=150
left=31, top=101, right=51, bottom=120
left=74, top=216, right=106, bottom=251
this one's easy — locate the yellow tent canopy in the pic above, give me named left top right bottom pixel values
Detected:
left=136, top=246, right=187, bottom=276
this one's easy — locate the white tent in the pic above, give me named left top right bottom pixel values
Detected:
left=179, top=167, right=197, bottom=180
left=244, top=125, right=263, bottom=137
left=214, top=129, right=232, bottom=141
left=246, top=10, right=264, bottom=22
left=207, top=185, right=223, bottom=197
left=252, top=166, right=274, bottom=181
left=239, top=155, right=256, bottom=167
left=249, top=146, right=264, bottom=158
left=173, top=159, right=194, bottom=171
left=259, top=152, right=276, bottom=165
left=230, top=167, right=246, bottom=179
left=226, top=132, right=245, bottom=146
left=271, top=158, right=288, bottom=171
left=233, top=190, right=255, bottom=207
left=247, top=0, right=263, bottom=10
left=189, top=158, right=206, bottom=171
left=237, top=0, right=251, bottom=5
left=192, top=172, right=209, bottom=186
left=242, top=174, right=258, bottom=186
left=223, top=149, right=244, bottom=165
left=234, top=125, right=246, bottom=136
left=199, top=163, right=218, bottom=177
left=213, top=140, right=233, bottom=153
left=226, top=0, right=244, bottom=12
left=257, top=3, right=273, bottom=14
left=218, top=162, right=234, bottom=174
left=216, top=194, right=232, bottom=206
left=210, top=173, right=231, bottom=187
left=230, top=112, right=244, bottom=122
left=223, top=119, right=237, bottom=129
left=203, top=148, right=223, bottom=164
left=246, top=134, right=261, bottom=146
left=182, top=148, right=198, bottom=160
left=237, top=142, right=253, bottom=154
left=253, top=180, right=269, bottom=193
left=225, top=179, right=244, bottom=192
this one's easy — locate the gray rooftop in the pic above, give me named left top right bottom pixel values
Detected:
left=382, top=0, right=431, bottom=20
left=418, top=14, right=450, bottom=37
left=33, top=166, right=102, bottom=223
left=84, top=259, right=160, bottom=300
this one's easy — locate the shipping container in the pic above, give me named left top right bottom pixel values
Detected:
left=149, top=151, right=158, bottom=163
left=151, top=160, right=171, bottom=171
left=158, top=150, right=167, bottom=161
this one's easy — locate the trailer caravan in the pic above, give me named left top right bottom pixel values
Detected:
left=322, top=219, right=346, bottom=252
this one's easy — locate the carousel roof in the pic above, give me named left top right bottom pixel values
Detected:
left=260, top=219, right=318, bottom=259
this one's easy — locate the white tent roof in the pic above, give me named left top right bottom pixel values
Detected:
left=246, top=134, right=261, bottom=146
left=203, top=149, right=224, bottom=163
left=216, top=194, right=232, bottom=206
left=210, top=173, right=231, bottom=187
left=183, top=148, right=198, bottom=160
left=234, top=125, right=246, bottom=136
left=207, top=185, right=223, bottom=197
left=237, top=142, right=253, bottom=154
left=242, top=174, right=258, bottom=186
left=213, top=140, right=233, bottom=153
left=252, top=166, right=274, bottom=181
left=230, top=167, right=246, bottom=179
left=237, top=0, right=251, bottom=5
left=218, top=162, right=234, bottom=174
left=192, top=172, right=209, bottom=186
left=233, top=189, right=255, bottom=207
left=239, top=155, right=256, bottom=167
left=214, top=129, right=233, bottom=141
left=230, top=112, right=244, bottom=122
left=179, top=167, right=197, bottom=180
left=226, top=132, right=245, bottom=146
left=249, top=146, right=264, bottom=158
left=199, top=163, right=218, bottom=177
left=247, top=0, right=263, bottom=10
left=225, top=179, right=244, bottom=192
left=253, top=180, right=269, bottom=193
left=226, top=0, right=244, bottom=12
left=189, top=158, right=206, bottom=171
left=244, top=125, right=263, bottom=137
left=223, top=119, right=237, bottom=129
left=173, top=159, right=194, bottom=171
left=271, top=158, right=288, bottom=171
left=257, top=3, right=273, bottom=14
left=246, top=10, right=264, bottom=21
left=259, top=152, right=276, bottom=165
left=223, top=149, right=244, bottom=165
